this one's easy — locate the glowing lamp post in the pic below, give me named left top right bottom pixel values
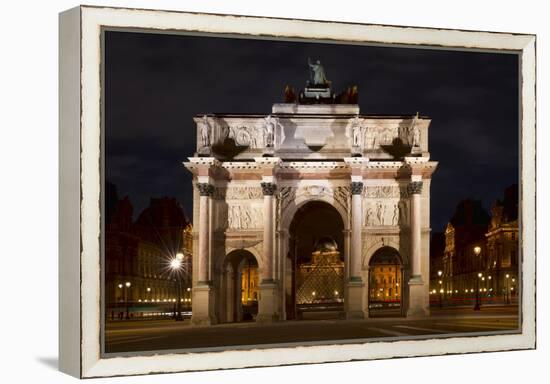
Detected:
left=473, top=246, right=482, bottom=310
left=504, top=273, right=510, bottom=304
left=474, top=272, right=482, bottom=311
left=438, top=270, right=443, bottom=308
left=124, top=281, right=131, bottom=319
left=169, top=253, right=185, bottom=321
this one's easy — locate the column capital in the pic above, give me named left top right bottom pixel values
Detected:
left=261, top=182, right=277, bottom=196
left=407, top=181, right=423, bottom=195
left=197, top=183, right=214, bottom=196
left=350, top=181, right=364, bottom=195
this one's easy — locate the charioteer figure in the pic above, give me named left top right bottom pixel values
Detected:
left=308, top=58, right=329, bottom=86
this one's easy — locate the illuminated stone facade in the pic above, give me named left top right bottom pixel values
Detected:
left=485, top=185, right=519, bottom=300
left=369, top=264, right=402, bottom=302
left=184, top=85, right=437, bottom=324
left=431, top=185, right=518, bottom=303
left=240, top=262, right=259, bottom=304
left=105, top=194, right=193, bottom=318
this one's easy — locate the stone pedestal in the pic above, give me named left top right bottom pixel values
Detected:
left=303, top=86, right=332, bottom=99
left=191, top=284, right=217, bottom=326
left=256, top=281, right=279, bottom=323
left=407, top=279, right=429, bottom=317
left=345, top=280, right=364, bottom=319
left=197, top=146, right=212, bottom=156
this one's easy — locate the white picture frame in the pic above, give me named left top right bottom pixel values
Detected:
left=59, top=5, right=536, bottom=378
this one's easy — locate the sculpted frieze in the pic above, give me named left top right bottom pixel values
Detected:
left=364, top=185, right=409, bottom=199
left=225, top=186, right=263, bottom=200
left=227, top=204, right=263, bottom=230
left=364, top=200, right=408, bottom=227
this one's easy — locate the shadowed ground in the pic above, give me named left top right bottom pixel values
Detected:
left=105, top=305, right=518, bottom=354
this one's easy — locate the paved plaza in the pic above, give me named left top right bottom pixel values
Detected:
left=105, top=305, right=518, bottom=353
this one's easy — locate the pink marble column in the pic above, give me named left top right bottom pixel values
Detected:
left=260, top=182, right=277, bottom=282
left=197, top=183, right=212, bottom=283
left=408, top=180, right=423, bottom=279
left=350, top=181, right=364, bottom=280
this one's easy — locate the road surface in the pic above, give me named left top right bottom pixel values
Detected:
left=105, top=305, right=519, bottom=354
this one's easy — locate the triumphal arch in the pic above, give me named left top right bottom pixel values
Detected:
left=184, top=63, right=437, bottom=324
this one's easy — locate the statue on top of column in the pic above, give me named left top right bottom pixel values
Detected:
left=200, top=115, right=211, bottom=149
left=410, top=112, right=421, bottom=148
left=308, top=58, right=329, bottom=86
left=264, top=115, right=276, bottom=148
left=351, top=116, right=363, bottom=148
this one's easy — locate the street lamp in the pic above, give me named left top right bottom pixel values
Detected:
left=186, top=287, right=192, bottom=308
left=473, top=246, right=482, bottom=310
left=170, top=254, right=184, bottom=321
left=438, top=270, right=443, bottom=308
left=124, top=281, right=131, bottom=319
left=474, top=273, right=482, bottom=310
left=504, top=273, right=510, bottom=304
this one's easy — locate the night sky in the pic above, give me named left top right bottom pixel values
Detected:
left=105, top=30, right=519, bottom=234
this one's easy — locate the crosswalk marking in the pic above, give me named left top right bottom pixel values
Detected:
left=109, top=335, right=166, bottom=346
left=368, top=327, right=409, bottom=337
left=394, top=325, right=453, bottom=334
left=434, top=322, right=518, bottom=330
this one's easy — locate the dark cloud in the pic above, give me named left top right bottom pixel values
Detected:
left=105, top=31, right=519, bottom=232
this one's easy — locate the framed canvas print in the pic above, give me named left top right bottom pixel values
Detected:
left=58, top=5, right=536, bottom=378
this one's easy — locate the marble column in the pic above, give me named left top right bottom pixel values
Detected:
left=346, top=181, right=365, bottom=319
left=191, top=182, right=217, bottom=325
left=350, top=181, right=364, bottom=280
left=407, top=180, right=428, bottom=316
left=197, top=183, right=212, bottom=283
left=257, top=181, right=278, bottom=322
left=261, top=182, right=276, bottom=282
left=408, top=181, right=423, bottom=279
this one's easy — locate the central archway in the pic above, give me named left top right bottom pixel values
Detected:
left=287, top=200, right=345, bottom=320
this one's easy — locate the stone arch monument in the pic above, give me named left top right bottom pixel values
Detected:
left=184, top=75, right=437, bottom=325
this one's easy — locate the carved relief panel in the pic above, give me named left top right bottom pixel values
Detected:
left=201, top=116, right=282, bottom=150
left=227, top=204, right=263, bottom=230
left=215, top=185, right=264, bottom=230
left=363, top=186, right=409, bottom=227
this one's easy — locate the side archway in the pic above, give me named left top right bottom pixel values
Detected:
left=219, top=249, right=259, bottom=323
left=368, top=246, right=405, bottom=317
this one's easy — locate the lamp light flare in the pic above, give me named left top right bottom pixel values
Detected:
left=170, top=258, right=182, bottom=269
